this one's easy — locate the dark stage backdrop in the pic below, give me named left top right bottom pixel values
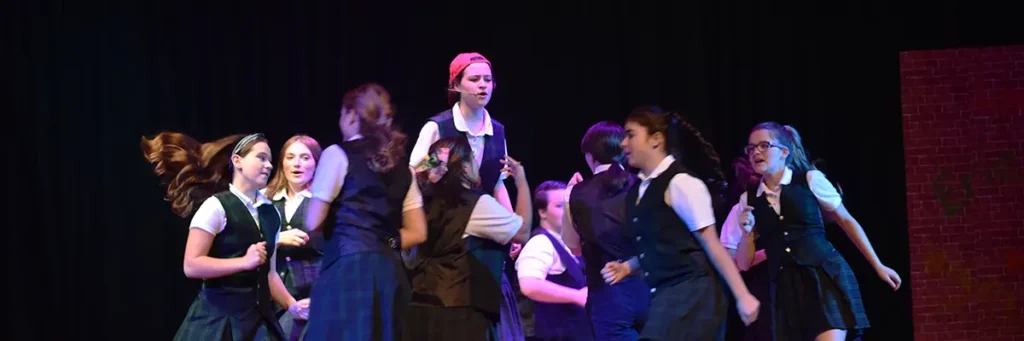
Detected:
left=6, top=0, right=1020, bottom=340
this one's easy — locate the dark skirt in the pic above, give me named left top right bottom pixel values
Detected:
left=640, top=274, right=727, bottom=341
left=586, top=276, right=651, bottom=341
left=256, top=310, right=308, bottom=341
left=255, top=258, right=320, bottom=341
left=174, top=289, right=285, bottom=341
left=404, top=304, right=496, bottom=341
left=773, top=255, right=869, bottom=341
left=303, top=251, right=411, bottom=341
left=725, top=261, right=773, bottom=341
left=282, top=258, right=322, bottom=299
left=497, top=272, right=526, bottom=341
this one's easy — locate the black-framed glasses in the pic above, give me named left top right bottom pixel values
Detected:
left=743, top=141, right=783, bottom=155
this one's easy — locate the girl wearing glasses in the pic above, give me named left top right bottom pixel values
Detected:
left=725, top=122, right=901, bottom=341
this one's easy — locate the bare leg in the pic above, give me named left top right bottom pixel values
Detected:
left=815, top=329, right=847, bottom=341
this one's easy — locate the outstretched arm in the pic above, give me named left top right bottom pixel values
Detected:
left=827, top=205, right=901, bottom=290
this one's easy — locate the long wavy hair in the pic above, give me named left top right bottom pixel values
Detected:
left=342, top=83, right=407, bottom=173
left=140, top=132, right=266, bottom=217
left=263, top=135, right=323, bottom=199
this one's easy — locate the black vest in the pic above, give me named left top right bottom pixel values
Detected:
left=272, top=196, right=323, bottom=299
left=748, top=171, right=839, bottom=279
left=568, top=165, right=641, bottom=289
left=428, top=110, right=507, bottom=194
left=530, top=228, right=593, bottom=341
left=626, top=160, right=715, bottom=290
left=408, top=190, right=505, bottom=319
left=203, top=191, right=280, bottom=317
left=323, top=139, right=411, bottom=264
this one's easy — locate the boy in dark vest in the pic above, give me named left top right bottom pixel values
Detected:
left=560, top=121, right=650, bottom=341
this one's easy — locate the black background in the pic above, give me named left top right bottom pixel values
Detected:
left=6, top=0, right=1020, bottom=339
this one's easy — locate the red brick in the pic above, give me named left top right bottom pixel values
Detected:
left=902, top=45, right=1024, bottom=340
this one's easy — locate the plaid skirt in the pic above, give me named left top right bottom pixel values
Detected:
left=497, top=272, right=526, bottom=341
left=773, top=255, right=869, bottom=341
left=640, top=273, right=727, bottom=341
left=255, top=310, right=307, bottom=341
left=303, top=251, right=410, bottom=341
left=173, top=289, right=285, bottom=341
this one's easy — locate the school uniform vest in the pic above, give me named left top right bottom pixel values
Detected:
left=530, top=228, right=593, bottom=341
left=204, top=192, right=280, bottom=317
left=428, top=110, right=507, bottom=194
left=407, top=190, right=505, bottom=319
left=323, top=139, right=410, bottom=264
left=273, top=197, right=322, bottom=300
left=626, top=161, right=715, bottom=290
left=568, top=165, right=641, bottom=289
left=747, top=171, right=838, bottom=279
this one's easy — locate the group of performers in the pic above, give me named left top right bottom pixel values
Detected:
left=141, top=52, right=903, bottom=341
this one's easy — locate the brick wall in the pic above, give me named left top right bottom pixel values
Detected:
left=901, top=46, right=1024, bottom=341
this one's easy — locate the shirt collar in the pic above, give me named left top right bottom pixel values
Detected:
left=757, top=167, right=793, bottom=197
left=230, top=184, right=273, bottom=208
left=593, top=163, right=620, bottom=175
left=272, top=188, right=312, bottom=201
left=638, top=155, right=676, bottom=181
left=451, top=103, right=494, bottom=137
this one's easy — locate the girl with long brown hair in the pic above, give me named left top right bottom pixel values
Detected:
left=601, top=106, right=760, bottom=340
left=141, top=132, right=286, bottom=340
left=254, top=135, right=322, bottom=341
left=302, top=83, right=428, bottom=340
left=728, top=122, right=900, bottom=341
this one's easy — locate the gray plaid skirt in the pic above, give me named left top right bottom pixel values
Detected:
left=773, top=255, right=870, bottom=341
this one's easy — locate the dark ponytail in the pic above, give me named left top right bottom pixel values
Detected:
left=669, top=114, right=727, bottom=221
left=626, top=107, right=728, bottom=218
left=579, top=120, right=634, bottom=197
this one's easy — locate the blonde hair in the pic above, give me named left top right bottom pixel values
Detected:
left=264, top=135, right=323, bottom=198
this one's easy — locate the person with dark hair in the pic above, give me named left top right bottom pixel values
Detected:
left=720, top=157, right=771, bottom=341
left=404, top=137, right=533, bottom=341
left=408, top=52, right=528, bottom=341
left=254, top=135, right=323, bottom=341
left=142, top=132, right=286, bottom=340
left=559, top=121, right=650, bottom=341
left=728, top=122, right=900, bottom=341
left=513, top=181, right=592, bottom=341
left=602, top=106, right=760, bottom=341
left=302, top=83, right=428, bottom=340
